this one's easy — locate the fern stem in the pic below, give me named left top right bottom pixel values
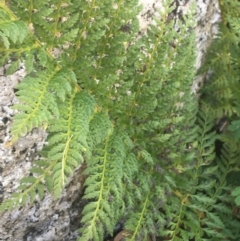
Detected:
left=72, top=0, right=96, bottom=62
left=0, top=2, right=16, bottom=20
left=0, top=44, right=38, bottom=52
left=61, top=135, right=73, bottom=187
left=88, top=133, right=110, bottom=232
left=170, top=194, right=188, bottom=240
left=49, top=0, right=63, bottom=49
left=129, top=190, right=150, bottom=241
left=28, top=0, right=33, bottom=24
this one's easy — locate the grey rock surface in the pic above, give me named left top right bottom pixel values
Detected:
left=0, top=1, right=221, bottom=240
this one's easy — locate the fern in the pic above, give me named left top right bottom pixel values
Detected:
left=199, top=0, right=240, bottom=213
left=0, top=0, right=240, bottom=241
left=0, top=7, right=28, bottom=48
left=47, top=90, right=96, bottom=197
left=11, top=66, right=77, bottom=140
left=79, top=130, right=128, bottom=240
left=198, top=0, right=240, bottom=118
left=160, top=106, right=240, bottom=241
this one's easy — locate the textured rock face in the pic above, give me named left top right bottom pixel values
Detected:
left=0, top=1, right=220, bottom=240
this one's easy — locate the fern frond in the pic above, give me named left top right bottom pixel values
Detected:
left=86, top=112, right=113, bottom=159
left=0, top=5, right=32, bottom=71
left=47, top=91, right=96, bottom=197
left=0, top=159, right=55, bottom=212
left=2, top=0, right=240, bottom=240
left=196, top=106, right=217, bottom=166
left=79, top=130, right=127, bottom=241
left=11, top=66, right=76, bottom=141
left=125, top=181, right=167, bottom=241
left=1, top=89, right=98, bottom=210
left=161, top=103, right=240, bottom=241
left=0, top=7, right=28, bottom=48
left=125, top=191, right=151, bottom=241
left=199, top=2, right=240, bottom=118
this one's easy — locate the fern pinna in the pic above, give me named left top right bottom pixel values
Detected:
left=0, top=0, right=240, bottom=240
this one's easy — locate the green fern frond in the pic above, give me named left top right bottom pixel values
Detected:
left=11, top=66, right=76, bottom=141
left=47, top=90, right=96, bottom=197
left=87, top=112, right=113, bottom=149
left=0, top=159, right=56, bottom=212
left=196, top=107, right=217, bottom=166
left=0, top=5, right=31, bottom=69
left=0, top=6, right=28, bottom=48
left=199, top=1, right=240, bottom=118
left=125, top=182, right=166, bottom=241
left=1, top=89, right=98, bottom=210
left=79, top=130, right=127, bottom=241
left=125, top=191, right=151, bottom=241
left=1, top=0, right=240, bottom=240
left=162, top=104, right=240, bottom=241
